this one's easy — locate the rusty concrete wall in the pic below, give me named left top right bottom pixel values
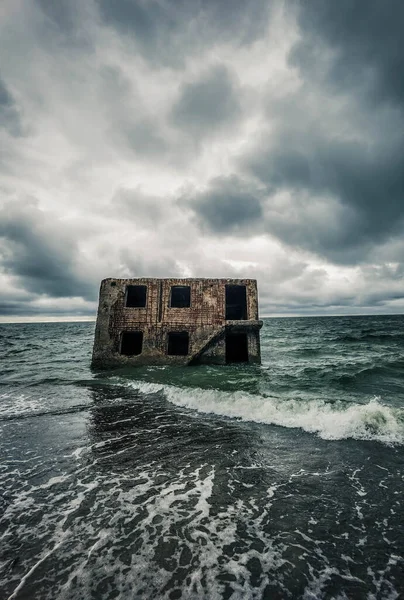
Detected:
left=92, top=278, right=262, bottom=368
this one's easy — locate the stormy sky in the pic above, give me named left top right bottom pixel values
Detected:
left=1, top=0, right=404, bottom=320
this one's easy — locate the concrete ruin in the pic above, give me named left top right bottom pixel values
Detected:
left=92, top=278, right=263, bottom=367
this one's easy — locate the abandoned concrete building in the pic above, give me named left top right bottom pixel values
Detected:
left=92, top=278, right=263, bottom=367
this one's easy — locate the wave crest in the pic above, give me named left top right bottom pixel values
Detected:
left=123, top=381, right=404, bottom=446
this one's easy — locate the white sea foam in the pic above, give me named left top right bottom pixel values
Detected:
left=0, top=393, right=43, bottom=419
left=123, top=381, right=404, bottom=445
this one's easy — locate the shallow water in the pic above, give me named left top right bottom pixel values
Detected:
left=1, top=316, right=404, bottom=599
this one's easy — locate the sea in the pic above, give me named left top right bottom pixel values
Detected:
left=1, top=315, right=403, bottom=600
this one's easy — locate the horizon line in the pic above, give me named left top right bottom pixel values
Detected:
left=0, top=312, right=403, bottom=324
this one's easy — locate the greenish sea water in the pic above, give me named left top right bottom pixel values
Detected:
left=1, top=316, right=404, bottom=599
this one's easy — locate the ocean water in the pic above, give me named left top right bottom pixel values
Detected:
left=1, top=316, right=404, bottom=600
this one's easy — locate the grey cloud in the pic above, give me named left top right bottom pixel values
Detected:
left=125, top=121, right=168, bottom=157
left=244, top=129, right=404, bottom=262
left=34, top=0, right=79, bottom=32
left=237, top=0, right=404, bottom=266
left=170, top=65, right=241, bottom=137
left=0, top=77, right=13, bottom=106
left=0, top=300, right=95, bottom=317
left=258, top=277, right=404, bottom=316
left=290, top=0, right=404, bottom=107
left=97, top=66, right=169, bottom=159
left=0, top=76, right=23, bottom=136
left=119, top=249, right=180, bottom=280
left=0, top=286, right=34, bottom=317
left=32, top=0, right=94, bottom=50
left=0, top=301, right=38, bottom=317
left=272, top=0, right=404, bottom=263
left=96, top=0, right=271, bottom=66
left=2, top=0, right=404, bottom=318
left=179, top=114, right=404, bottom=262
left=110, top=188, right=170, bottom=224
left=182, top=176, right=264, bottom=234
left=0, top=301, right=28, bottom=316
left=96, top=0, right=169, bottom=42
left=0, top=201, right=96, bottom=300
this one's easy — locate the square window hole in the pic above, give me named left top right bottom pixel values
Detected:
left=225, top=285, right=247, bottom=320
left=121, top=331, right=143, bottom=356
left=226, top=332, right=248, bottom=363
left=167, top=332, right=189, bottom=356
left=170, top=286, right=190, bottom=308
left=126, top=285, right=147, bottom=308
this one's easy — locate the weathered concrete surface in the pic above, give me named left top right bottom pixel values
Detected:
left=92, top=278, right=263, bottom=368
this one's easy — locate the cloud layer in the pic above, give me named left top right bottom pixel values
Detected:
left=1, top=0, right=404, bottom=318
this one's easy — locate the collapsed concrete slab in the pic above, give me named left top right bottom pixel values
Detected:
left=92, top=278, right=263, bottom=367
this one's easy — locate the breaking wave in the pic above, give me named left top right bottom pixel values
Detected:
left=123, top=381, right=404, bottom=446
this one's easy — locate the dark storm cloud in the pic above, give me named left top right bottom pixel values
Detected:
left=0, top=77, right=14, bottom=107
left=145, top=0, right=404, bottom=264
left=226, top=0, right=404, bottom=264
left=170, top=65, right=241, bottom=137
left=96, top=0, right=271, bottom=66
left=34, top=0, right=79, bottom=32
left=0, top=76, right=23, bottom=137
left=243, top=128, right=404, bottom=262
left=0, top=301, right=91, bottom=317
left=183, top=176, right=263, bottom=234
left=0, top=302, right=26, bottom=316
left=30, top=0, right=95, bottom=54
left=0, top=201, right=95, bottom=300
left=290, top=0, right=404, bottom=107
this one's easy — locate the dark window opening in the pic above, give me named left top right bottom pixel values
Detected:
left=167, top=332, right=189, bottom=356
left=110, top=281, right=116, bottom=287
left=126, top=285, right=147, bottom=308
left=226, top=332, right=248, bottom=363
left=121, top=331, right=143, bottom=356
left=170, top=286, right=191, bottom=308
left=225, top=285, right=247, bottom=320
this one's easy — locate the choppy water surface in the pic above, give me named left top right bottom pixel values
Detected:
left=1, top=316, right=404, bottom=599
